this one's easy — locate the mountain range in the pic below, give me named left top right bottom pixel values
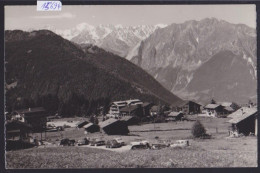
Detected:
left=6, top=18, right=257, bottom=111
left=48, top=23, right=167, bottom=58
left=127, top=18, right=257, bottom=104
left=5, top=30, right=181, bottom=116
left=45, top=19, right=256, bottom=105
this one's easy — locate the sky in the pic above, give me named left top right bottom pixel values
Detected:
left=5, top=5, right=256, bottom=30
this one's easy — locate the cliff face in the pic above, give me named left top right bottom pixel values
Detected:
left=128, top=18, right=256, bottom=104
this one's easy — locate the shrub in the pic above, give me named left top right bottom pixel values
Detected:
left=63, top=124, right=71, bottom=128
left=89, top=115, right=99, bottom=124
left=191, top=120, right=206, bottom=138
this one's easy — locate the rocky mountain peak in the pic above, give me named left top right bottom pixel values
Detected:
left=127, top=18, right=256, bottom=104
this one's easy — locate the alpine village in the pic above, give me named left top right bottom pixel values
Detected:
left=5, top=17, right=257, bottom=168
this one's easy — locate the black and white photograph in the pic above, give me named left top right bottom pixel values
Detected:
left=4, top=4, right=257, bottom=168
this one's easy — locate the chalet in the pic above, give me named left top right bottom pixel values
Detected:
left=223, top=106, right=234, bottom=114
left=204, top=104, right=225, bottom=117
left=109, top=99, right=143, bottom=116
left=119, top=105, right=143, bottom=117
left=83, top=123, right=100, bottom=133
left=11, top=107, right=48, bottom=132
left=109, top=101, right=127, bottom=116
left=6, top=120, right=32, bottom=141
left=167, top=112, right=184, bottom=121
left=228, top=107, right=257, bottom=136
left=176, top=101, right=201, bottom=115
left=6, top=120, right=34, bottom=151
left=142, top=102, right=153, bottom=116
left=99, top=118, right=129, bottom=135
left=218, top=102, right=240, bottom=113
left=120, top=116, right=139, bottom=125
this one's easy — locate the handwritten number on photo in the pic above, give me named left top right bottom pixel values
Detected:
left=41, top=2, right=61, bottom=11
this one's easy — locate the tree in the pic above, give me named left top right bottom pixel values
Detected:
left=89, top=115, right=95, bottom=123
left=94, top=117, right=99, bottom=125
left=191, top=120, right=206, bottom=138
left=248, top=99, right=253, bottom=107
left=210, top=99, right=217, bottom=104
left=89, top=115, right=99, bottom=125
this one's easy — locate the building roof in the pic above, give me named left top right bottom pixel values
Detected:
left=83, top=123, right=94, bottom=129
left=120, top=116, right=135, bottom=121
left=168, top=112, right=183, bottom=117
left=217, top=102, right=232, bottom=107
left=223, top=106, right=234, bottom=112
left=76, top=121, right=89, bottom=128
left=126, top=99, right=142, bottom=104
left=99, top=118, right=119, bottom=128
left=13, top=107, right=46, bottom=115
left=228, top=107, right=257, bottom=124
left=142, top=102, right=152, bottom=107
left=112, top=101, right=127, bottom=106
left=112, top=99, right=142, bottom=106
left=76, top=120, right=88, bottom=125
left=120, top=105, right=139, bottom=112
left=228, top=107, right=257, bottom=119
left=204, top=104, right=221, bottom=109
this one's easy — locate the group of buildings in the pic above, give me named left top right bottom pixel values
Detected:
left=6, top=107, right=48, bottom=150
left=107, top=99, right=243, bottom=118
left=5, top=98, right=258, bottom=150
left=107, top=99, right=258, bottom=137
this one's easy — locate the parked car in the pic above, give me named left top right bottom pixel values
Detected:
left=151, top=143, right=168, bottom=150
left=90, top=138, right=105, bottom=146
left=165, top=117, right=176, bottom=122
left=56, top=126, right=64, bottom=131
left=113, top=138, right=125, bottom=146
left=60, top=138, right=76, bottom=146
left=77, top=138, right=90, bottom=146
left=170, top=140, right=189, bottom=148
left=46, top=126, right=64, bottom=132
left=45, top=128, right=58, bottom=132
left=130, top=140, right=150, bottom=150
left=106, top=139, right=121, bottom=148
left=157, top=139, right=171, bottom=146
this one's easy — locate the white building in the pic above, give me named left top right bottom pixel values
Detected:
left=109, top=99, right=143, bottom=116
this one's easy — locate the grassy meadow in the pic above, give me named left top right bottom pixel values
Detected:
left=6, top=116, right=257, bottom=168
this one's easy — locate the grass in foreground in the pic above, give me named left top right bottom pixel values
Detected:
left=6, top=117, right=257, bottom=168
left=6, top=141, right=257, bottom=169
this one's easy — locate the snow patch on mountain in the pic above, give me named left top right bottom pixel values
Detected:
left=196, top=37, right=199, bottom=43
left=154, top=73, right=159, bottom=79
left=242, top=52, right=257, bottom=79
left=49, top=23, right=164, bottom=57
left=126, top=41, right=141, bottom=60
